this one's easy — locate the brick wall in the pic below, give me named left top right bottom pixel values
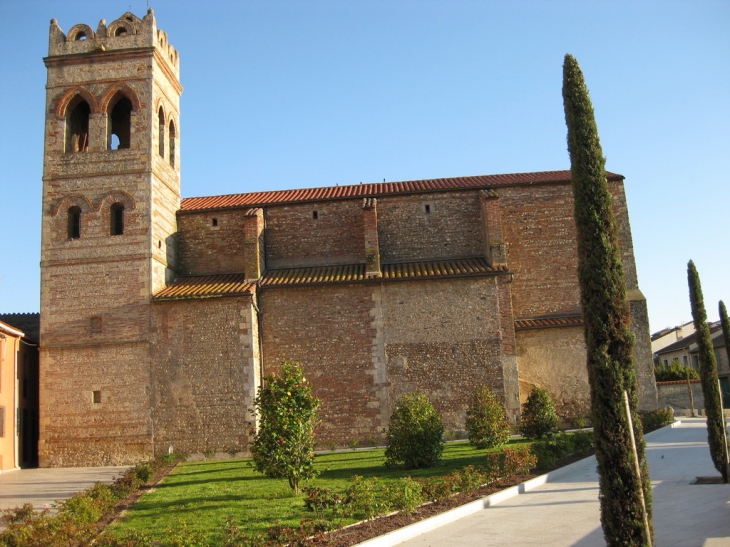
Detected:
left=150, top=296, right=258, bottom=457
left=38, top=343, right=153, bottom=467
left=177, top=210, right=247, bottom=275
left=260, top=275, right=513, bottom=444
left=377, top=191, right=484, bottom=263
left=265, top=201, right=364, bottom=269
left=260, top=284, right=379, bottom=443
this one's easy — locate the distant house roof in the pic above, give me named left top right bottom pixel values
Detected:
left=180, top=170, right=625, bottom=213
left=0, top=313, right=40, bottom=343
left=656, top=324, right=723, bottom=355
left=0, top=319, right=24, bottom=338
left=690, top=333, right=726, bottom=354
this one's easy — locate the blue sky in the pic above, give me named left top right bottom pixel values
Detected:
left=0, top=0, right=727, bottom=333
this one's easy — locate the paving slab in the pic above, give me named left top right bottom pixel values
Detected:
left=0, top=466, right=127, bottom=513
left=381, top=419, right=730, bottom=547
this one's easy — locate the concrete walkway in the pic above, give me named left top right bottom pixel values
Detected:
left=0, top=466, right=127, bottom=512
left=394, top=419, right=730, bottom=547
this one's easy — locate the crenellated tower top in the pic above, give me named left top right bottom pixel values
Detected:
left=48, top=9, right=179, bottom=77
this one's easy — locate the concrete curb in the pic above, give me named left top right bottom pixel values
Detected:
left=353, top=422, right=680, bottom=547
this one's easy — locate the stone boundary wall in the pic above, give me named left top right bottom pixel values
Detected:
left=657, top=380, right=704, bottom=412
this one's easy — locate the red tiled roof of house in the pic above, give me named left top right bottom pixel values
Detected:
left=153, top=274, right=254, bottom=301
left=260, top=257, right=507, bottom=287
left=180, top=170, right=624, bottom=212
left=514, top=315, right=584, bottom=330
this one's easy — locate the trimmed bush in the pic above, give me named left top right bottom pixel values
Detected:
left=639, top=407, right=674, bottom=433
left=385, top=391, right=444, bottom=469
left=519, top=387, right=559, bottom=439
left=465, top=386, right=511, bottom=449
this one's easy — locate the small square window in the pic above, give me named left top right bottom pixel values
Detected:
left=90, top=316, right=103, bottom=333
left=93, top=391, right=102, bottom=404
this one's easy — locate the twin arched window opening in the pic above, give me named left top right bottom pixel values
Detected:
left=158, top=107, right=177, bottom=168
left=66, top=203, right=125, bottom=239
left=64, top=93, right=134, bottom=153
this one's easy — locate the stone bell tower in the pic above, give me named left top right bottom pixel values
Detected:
left=39, top=10, right=181, bottom=466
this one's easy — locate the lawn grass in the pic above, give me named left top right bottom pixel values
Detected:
left=108, top=439, right=530, bottom=543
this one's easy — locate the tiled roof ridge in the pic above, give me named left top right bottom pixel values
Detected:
left=260, top=257, right=508, bottom=287
left=180, top=170, right=625, bottom=212
left=153, top=273, right=254, bottom=301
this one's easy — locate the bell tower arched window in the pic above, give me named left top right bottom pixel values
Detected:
left=169, top=120, right=176, bottom=168
left=108, top=96, right=132, bottom=150
left=68, top=206, right=81, bottom=239
left=110, top=203, right=125, bottom=235
left=65, top=98, right=90, bottom=153
left=158, top=107, right=165, bottom=157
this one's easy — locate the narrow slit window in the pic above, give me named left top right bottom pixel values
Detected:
left=68, top=206, right=81, bottom=239
left=109, top=95, right=132, bottom=150
left=312, top=211, right=318, bottom=220
left=212, top=218, right=218, bottom=227
left=110, top=203, right=124, bottom=235
left=65, top=99, right=90, bottom=153
left=92, top=391, right=102, bottom=404
left=169, top=120, right=176, bottom=167
left=424, top=204, right=431, bottom=214
left=158, top=107, right=165, bottom=157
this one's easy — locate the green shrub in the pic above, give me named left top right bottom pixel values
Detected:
left=531, top=432, right=595, bottom=468
left=384, top=477, right=424, bottom=516
left=519, top=387, right=559, bottom=439
left=417, top=477, right=455, bottom=502
left=451, top=465, right=488, bottom=493
left=654, top=359, right=699, bottom=382
left=501, top=445, right=537, bottom=475
left=250, top=361, right=321, bottom=493
left=465, top=386, right=511, bottom=450
left=345, top=476, right=389, bottom=521
left=385, top=391, right=444, bottom=469
left=639, top=407, right=674, bottom=433
left=96, top=530, right=155, bottom=547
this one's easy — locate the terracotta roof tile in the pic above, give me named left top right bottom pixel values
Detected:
left=181, top=170, right=624, bottom=212
left=261, top=258, right=507, bottom=287
left=514, top=315, right=584, bottom=330
left=153, top=274, right=254, bottom=301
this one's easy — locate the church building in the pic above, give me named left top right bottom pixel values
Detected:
left=39, top=11, right=657, bottom=467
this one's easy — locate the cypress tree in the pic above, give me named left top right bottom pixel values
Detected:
left=720, top=301, right=730, bottom=381
left=687, top=262, right=728, bottom=482
left=562, top=54, right=652, bottom=545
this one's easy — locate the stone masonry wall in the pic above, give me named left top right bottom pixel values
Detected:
left=150, top=297, right=258, bottom=457
left=260, top=284, right=379, bottom=444
left=515, top=326, right=591, bottom=420
left=380, top=277, right=507, bottom=433
left=377, top=191, right=484, bottom=263
left=38, top=343, right=152, bottom=467
left=177, top=210, right=247, bottom=275
left=260, top=275, right=511, bottom=445
left=265, top=201, right=365, bottom=269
